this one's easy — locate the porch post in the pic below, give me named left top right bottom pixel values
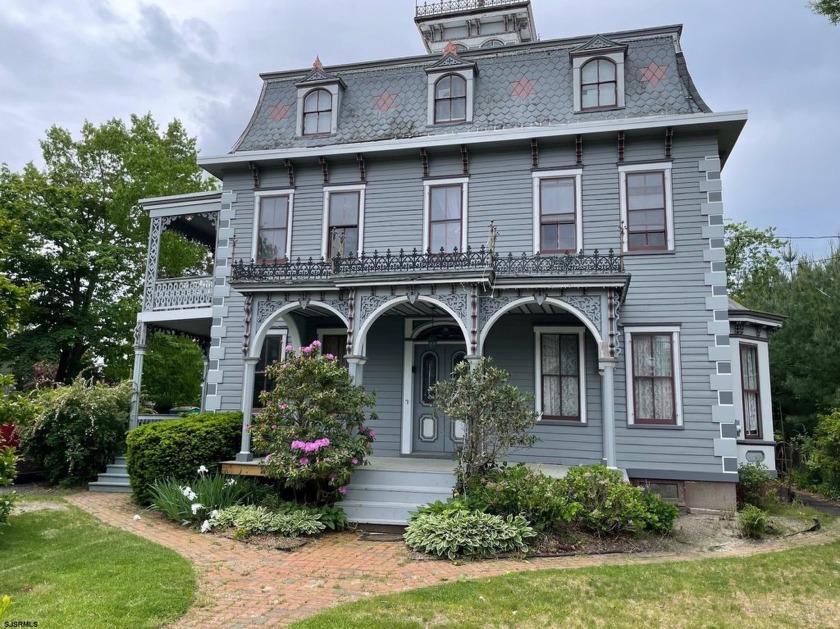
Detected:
left=345, top=355, right=367, bottom=385
left=599, top=360, right=617, bottom=468
left=237, top=356, right=260, bottom=462
left=199, top=355, right=209, bottom=413
left=129, top=322, right=147, bottom=430
left=465, top=355, right=482, bottom=371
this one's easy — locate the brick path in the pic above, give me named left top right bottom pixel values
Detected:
left=67, top=493, right=839, bottom=628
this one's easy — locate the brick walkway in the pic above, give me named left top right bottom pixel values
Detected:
left=67, top=493, right=839, bottom=628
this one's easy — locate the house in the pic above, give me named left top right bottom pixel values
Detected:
left=116, top=1, right=781, bottom=521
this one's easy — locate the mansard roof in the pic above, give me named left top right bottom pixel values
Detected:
left=570, top=34, right=627, bottom=56
left=231, top=24, right=713, bottom=153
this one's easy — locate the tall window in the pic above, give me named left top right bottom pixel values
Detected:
left=540, top=178, right=577, bottom=253
left=539, top=333, right=582, bottom=421
left=740, top=344, right=762, bottom=438
left=303, top=89, right=332, bottom=135
left=428, top=185, right=463, bottom=252
left=256, top=196, right=290, bottom=263
left=327, top=192, right=360, bottom=258
left=631, top=333, right=676, bottom=424
left=320, top=331, right=348, bottom=365
left=626, top=171, right=667, bottom=251
left=253, top=334, right=285, bottom=409
left=434, top=75, right=467, bottom=123
left=581, top=58, right=617, bottom=109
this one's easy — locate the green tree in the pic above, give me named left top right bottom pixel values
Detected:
left=0, top=114, right=215, bottom=384
left=811, top=0, right=840, bottom=24
left=141, top=332, right=204, bottom=412
left=724, top=221, right=785, bottom=303
left=0, top=209, right=31, bottom=348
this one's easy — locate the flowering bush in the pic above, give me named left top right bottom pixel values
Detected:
left=251, top=340, right=377, bottom=506
left=0, top=446, right=19, bottom=532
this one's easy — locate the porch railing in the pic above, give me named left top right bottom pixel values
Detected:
left=416, top=0, right=521, bottom=17
left=231, top=248, right=624, bottom=284
left=151, top=276, right=214, bottom=310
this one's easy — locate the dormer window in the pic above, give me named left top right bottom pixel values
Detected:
left=580, top=59, right=617, bottom=110
left=303, top=89, right=333, bottom=135
left=434, top=75, right=467, bottom=123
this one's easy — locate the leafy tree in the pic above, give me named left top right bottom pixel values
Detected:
left=0, top=210, right=31, bottom=348
left=141, top=332, right=204, bottom=412
left=0, top=114, right=215, bottom=384
left=811, top=0, right=840, bottom=24
left=724, top=221, right=785, bottom=302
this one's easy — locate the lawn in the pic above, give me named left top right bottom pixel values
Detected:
left=0, top=504, right=195, bottom=628
left=292, top=539, right=840, bottom=628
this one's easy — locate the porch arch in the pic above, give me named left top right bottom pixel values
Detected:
left=352, top=295, right=470, bottom=356
left=249, top=300, right=350, bottom=360
left=478, top=296, right=604, bottom=355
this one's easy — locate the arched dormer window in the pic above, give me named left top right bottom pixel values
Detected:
left=580, top=58, right=617, bottom=110
left=481, top=39, right=504, bottom=48
left=302, top=89, right=333, bottom=135
left=434, top=74, right=467, bottom=123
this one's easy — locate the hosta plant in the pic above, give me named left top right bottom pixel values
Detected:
left=209, top=504, right=325, bottom=537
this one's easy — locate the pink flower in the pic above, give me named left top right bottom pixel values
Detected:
left=285, top=344, right=294, bottom=352
left=291, top=440, right=305, bottom=450
left=264, top=454, right=273, bottom=462
left=338, top=486, right=348, bottom=494
left=351, top=457, right=359, bottom=465
left=302, top=346, right=312, bottom=353
left=299, top=457, right=309, bottom=466
left=368, top=430, right=376, bottom=439
left=325, top=353, right=335, bottom=360
left=279, top=403, right=288, bottom=410
left=311, top=340, right=322, bottom=348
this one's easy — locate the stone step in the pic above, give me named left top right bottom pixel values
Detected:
left=106, top=465, right=127, bottom=475
left=341, top=500, right=422, bottom=525
left=96, top=473, right=130, bottom=484
left=350, top=467, right=455, bottom=489
left=114, top=456, right=127, bottom=465
left=344, top=483, right=451, bottom=505
left=89, top=482, right=132, bottom=493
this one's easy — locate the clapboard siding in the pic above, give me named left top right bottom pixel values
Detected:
left=363, top=316, right=404, bottom=456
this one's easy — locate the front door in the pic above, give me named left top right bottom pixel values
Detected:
left=412, top=343, right=467, bottom=453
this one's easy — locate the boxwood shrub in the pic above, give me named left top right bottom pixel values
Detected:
left=126, top=411, right=242, bottom=505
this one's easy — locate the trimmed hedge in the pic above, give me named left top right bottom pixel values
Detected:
left=126, top=412, right=242, bottom=505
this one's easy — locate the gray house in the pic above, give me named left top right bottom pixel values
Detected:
left=121, top=1, right=779, bottom=522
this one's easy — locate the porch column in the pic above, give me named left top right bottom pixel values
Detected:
left=129, top=322, right=147, bottom=430
left=345, top=355, right=367, bottom=385
left=237, top=356, right=260, bottom=462
left=465, top=355, right=482, bottom=371
left=199, top=355, right=209, bottom=413
left=599, top=360, right=618, bottom=468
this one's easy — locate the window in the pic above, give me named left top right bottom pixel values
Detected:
left=322, top=185, right=365, bottom=258
left=533, top=169, right=582, bottom=254
left=424, top=179, right=468, bottom=253
left=318, top=328, right=348, bottom=365
left=624, top=327, right=683, bottom=426
left=481, top=39, right=504, bottom=48
left=254, top=194, right=293, bottom=264
left=253, top=333, right=286, bottom=409
left=302, top=89, right=332, bottom=135
left=619, top=163, right=674, bottom=253
left=420, top=351, right=437, bottom=405
left=740, top=344, right=761, bottom=438
left=434, top=74, right=467, bottom=123
left=534, top=327, right=587, bottom=422
left=580, top=59, right=617, bottom=110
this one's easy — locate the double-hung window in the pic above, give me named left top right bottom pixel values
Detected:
left=619, top=163, right=673, bottom=252
left=424, top=179, right=468, bottom=253
left=580, top=58, right=617, bottom=110
left=254, top=193, right=293, bottom=264
left=434, top=74, right=467, bottom=123
left=625, top=327, right=683, bottom=426
left=535, top=327, right=586, bottom=422
left=302, top=89, right=333, bottom=135
left=740, top=344, right=762, bottom=439
left=322, top=185, right=365, bottom=259
left=533, top=169, right=582, bottom=254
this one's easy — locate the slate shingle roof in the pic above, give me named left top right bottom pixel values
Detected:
left=233, top=33, right=711, bottom=153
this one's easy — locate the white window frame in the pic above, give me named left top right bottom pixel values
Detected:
left=253, top=329, right=287, bottom=410
left=532, top=168, right=583, bottom=254
left=321, top=184, right=366, bottom=258
left=572, top=51, right=625, bottom=113
left=426, top=69, right=475, bottom=126
left=624, top=326, right=683, bottom=427
left=423, top=177, right=469, bottom=253
left=618, top=162, right=674, bottom=253
left=296, top=85, right=341, bottom=137
left=252, top=190, right=295, bottom=262
left=731, top=338, right=773, bottom=441
left=534, top=326, right=587, bottom=423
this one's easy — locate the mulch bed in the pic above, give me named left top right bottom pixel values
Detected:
left=218, top=531, right=312, bottom=551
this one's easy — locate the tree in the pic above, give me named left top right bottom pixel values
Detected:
left=811, top=0, right=840, bottom=24
left=724, top=221, right=786, bottom=303
left=141, top=332, right=204, bottom=412
left=0, top=114, right=215, bottom=384
left=0, top=209, right=31, bottom=348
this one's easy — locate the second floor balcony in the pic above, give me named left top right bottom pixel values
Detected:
left=151, top=276, right=214, bottom=311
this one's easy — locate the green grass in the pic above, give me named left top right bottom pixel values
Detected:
left=292, top=540, right=840, bottom=629
left=0, top=505, right=194, bottom=628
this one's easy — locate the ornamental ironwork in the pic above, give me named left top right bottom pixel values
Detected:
left=151, top=276, right=214, bottom=310
left=231, top=247, right=623, bottom=285
left=416, top=0, right=518, bottom=17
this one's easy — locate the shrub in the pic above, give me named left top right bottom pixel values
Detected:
left=127, top=411, right=242, bottom=505
left=811, top=410, right=840, bottom=498
left=637, top=488, right=680, bottom=534
left=250, top=341, right=376, bottom=506
left=431, top=358, right=538, bottom=488
left=463, top=464, right=580, bottom=532
left=16, top=378, right=131, bottom=486
left=149, top=471, right=261, bottom=526
left=738, top=462, right=774, bottom=508
left=738, top=504, right=773, bottom=539
left=265, top=499, right=349, bottom=531
left=0, top=446, right=19, bottom=531
left=209, top=505, right=326, bottom=537
left=404, top=507, right=536, bottom=560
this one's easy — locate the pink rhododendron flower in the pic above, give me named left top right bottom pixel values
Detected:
left=279, top=403, right=288, bottom=410
left=299, top=457, right=309, bottom=466
left=311, top=340, right=322, bottom=348
left=338, top=486, right=348, bottom=494
left=302, top=346, right=312, bottom=353
left=291, top=440, right=306, bottom=450
left=325, top=353, right=335, bottom=360
left=351, top=457, right=359, bottom=465
left=285, top=344, right=294, bottom=352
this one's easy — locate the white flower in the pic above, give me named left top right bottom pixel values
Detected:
left=132, top=514, right=142, bottom=521
left=180, top=486, right=197, bottom=501
left=225, top=478, right=236, bottom=486
left=210, top=509, right=219, bottom=519
left=200, top=520, right=212, bottom=533
left=197, top=465, right=209, bottom=474
left=191, top=503, right=204, bottom=515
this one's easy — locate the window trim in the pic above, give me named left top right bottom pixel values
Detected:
left=252, top=330, right=287, bottom=411
left=252, top=190, right=295, bottom=263
left=532, top=169, right=583, bottom=254
left=624, top=326, right=683, bottom=427
left=295, top=84, right=341, bottom=137
left=321, top=184, right=366, bottom=258
left=572, top=51, right=625, bottom=113
left=579, top=58, right=618, bottom=111
left=739, top=342, right=763, bottom=440
left=426, top=68, right=475, bottom=126
left=433, top=74, right=468, bottom=124
left=423, top=177, right=469, bottom=253
left=618, top=162, right=674, bottom=253
left=534, top=326, right=587, bottom=423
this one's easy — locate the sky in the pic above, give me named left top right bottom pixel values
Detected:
left=1, top=0, right=838, bottom=257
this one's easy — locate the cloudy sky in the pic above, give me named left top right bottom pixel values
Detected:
left=1, top=0, right=838, bottom=256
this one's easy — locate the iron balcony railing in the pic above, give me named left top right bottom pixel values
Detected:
left=151, top=276, right=214, bottom=310
left=231, top=247, right=624, bottom=284
left=416, top=0, right=521, bottom=17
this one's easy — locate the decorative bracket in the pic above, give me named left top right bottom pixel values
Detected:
left=531, top=138, right=539, bottom=169
left=318, top=156, right=330, bottom=184
left=249, top=162, right=261, bottom=189
left=285, top=159, right=295, bottom=188
left=420, top=148, right=429, bottom=178
left=665, top=127, right=673, bottom=160
left=617, top=131, right=625, bottom=164
left=460, top=144, right=469, bottom=175
left=356, top=153, right=367, bottom=183
left=575, top=134, right=583, bottom=165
